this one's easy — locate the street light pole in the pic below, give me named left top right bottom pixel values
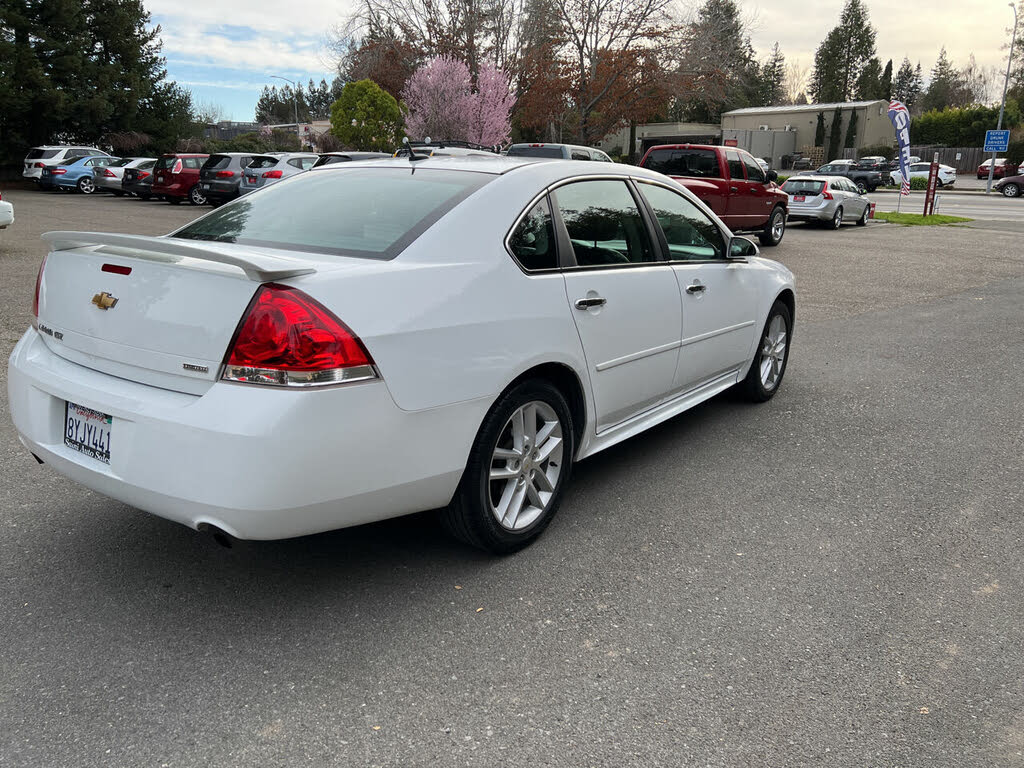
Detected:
left=271, top=75, right=301, bottom=149
left=988, top=3, right=1019, bottom=194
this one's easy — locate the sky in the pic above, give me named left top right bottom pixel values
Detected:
left=148, top=0, right=1019, bottom=122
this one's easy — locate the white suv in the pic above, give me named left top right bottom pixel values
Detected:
left=23, top=146, right=108, bottom=181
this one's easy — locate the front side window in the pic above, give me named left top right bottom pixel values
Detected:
left=508, top=198, right=557, bottom=271
left=553, top=180, right=654, bottom=267
left=637, top=182, right=726, bottom=261
left=173, top=167, right=492, bottom=260
left=742, top=153, right=766, bottom=183
left=726, top=150, right=744, bottom=180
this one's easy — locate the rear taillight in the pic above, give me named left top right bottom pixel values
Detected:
left=216, top=170, right=235, bottom=178
left=171, top=159, right=183, bottom=174
left=222, top=284, right=376, bottom=387
left=138, top=171, right=150, bottom=180
left=102, top=169, right=116, bottom=177
left=262, top=170, right=284, bottom=179
left=51, top=168, right=66, bottom=175
left=821, top=186, right=833, bottom=200
left=34, top=162, right=45, bottom=168
left=32, top=255, right=47, bottom=326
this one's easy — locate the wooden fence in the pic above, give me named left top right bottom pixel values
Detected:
left=840, top=146, right=988, bottom=172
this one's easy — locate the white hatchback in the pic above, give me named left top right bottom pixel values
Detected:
left=8, top=157, right=796, bottom=553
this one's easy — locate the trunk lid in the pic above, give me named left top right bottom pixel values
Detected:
left=35, top=232, right=324, bottom=395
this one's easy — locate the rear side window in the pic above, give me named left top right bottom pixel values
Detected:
left=506, top=146, right=564, bottom=159
left=782, top=179, right=825, bottom=195
left=184, top=157, right=204, bottom=169
left=553, top=180, right=655, bottom=267
left=26, top=148, right=58, bottom=160
left=642, top=148, right=719, bottom=178
left=508, top=198, right=557, bottom=271
left=172, top=167, right=492, bottom=260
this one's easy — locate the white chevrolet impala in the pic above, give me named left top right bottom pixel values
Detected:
left=7, top=157, right=795, bottom=553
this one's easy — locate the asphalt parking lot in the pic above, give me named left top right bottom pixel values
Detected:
left=1, top=188, right=1023, bottom=767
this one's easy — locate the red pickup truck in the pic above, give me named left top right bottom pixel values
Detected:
left=638, top=144, right=788, bottom=246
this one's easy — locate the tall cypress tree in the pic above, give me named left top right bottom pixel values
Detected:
left=880, top=59, right=893, bottom=100
left=827, top=106, right=843, bottom=159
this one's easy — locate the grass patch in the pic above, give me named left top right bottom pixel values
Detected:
left=873, top=211, right=972, bottom=226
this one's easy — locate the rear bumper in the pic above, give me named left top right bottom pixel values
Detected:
left=152, top=181, right=190, bottom=198
left=123, top=182, right=153, bottom=196
left=787, top=203, right=833, bottom=221
left=8, top=329, right=487, bottom=540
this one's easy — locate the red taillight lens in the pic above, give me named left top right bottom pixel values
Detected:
left=35, top=162, right=45, bottom=168
left=137, top=171, right=150, bottom=180
left=32, top=255, right=47, bottom=324
left=215, top=170, right=235, bottom=178
left=52, top=168, right=66, bottom=175
left=821, top=186, right=833, bottom=200
left=262, top=170, right=284, bottom=179
left=102, top=169, right=116, bottom=177
left=222, top=284, right=376, bottom=387
left=171, top=159, right=183, bottom=174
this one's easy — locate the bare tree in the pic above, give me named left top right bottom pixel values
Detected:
left=193, top=99, right=227, bottom=125
left=784, top=60, right=809, bottom=105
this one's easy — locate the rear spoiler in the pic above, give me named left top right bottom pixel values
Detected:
left=42, top=231, right=316, bottom=282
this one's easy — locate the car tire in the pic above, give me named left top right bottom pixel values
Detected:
left=758, top=206, right=786, bottom=247
left=1002, top=183, right=1020, bottom=198
left=442, top=379, right=575, bottom=554
left=739, top=300, right=792, bottom=403
left=77, top=177, right=95, bottom=194
left=831, top=206, right=843, bottom=229
left=189, top=185, right=207, bottom=206
left=856, top=204, right=869, bottom=226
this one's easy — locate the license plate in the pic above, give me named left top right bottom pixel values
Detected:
left=203, top=183, right=211, bottom=190
left=157, top=175, right=165, bottom=183
left=64, top=401, right=113, bottom=464
left=247, top=176, right=257, bottom=183
left=794, top=195, right=805, bottom=201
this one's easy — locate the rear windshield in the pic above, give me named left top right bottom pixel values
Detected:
left=314, top=155, right=346, bottom=167
left=172, top=167, right=493, bottom=259
left=507, top=146, right=564, bottom=158
left=110, top=158, right=134, bottom=168
left=247, top=156, right=280, bottom=169
left=642, top=148, right=719, bottom=178
left=782, top=179, right=826, bottom=195
left=204, top=155, right=233, bottom=170
left=26, top=148, right=59, bottom=160
left=155, top=156, right=175, bottom=170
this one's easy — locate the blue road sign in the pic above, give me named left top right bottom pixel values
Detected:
left=984, top=130, right=1010, bottom=153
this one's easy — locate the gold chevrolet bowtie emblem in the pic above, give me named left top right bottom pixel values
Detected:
left=91, top=292, right=118, bottom=310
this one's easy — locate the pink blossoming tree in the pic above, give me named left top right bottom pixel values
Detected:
left=402, top=57, right=515, bottom=147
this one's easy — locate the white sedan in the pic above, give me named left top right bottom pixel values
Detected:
left=890, top=162, right=957, bottom=188
left=7, top=157, right=795, bottom=553
left=0, top=191, right=13, bottom=229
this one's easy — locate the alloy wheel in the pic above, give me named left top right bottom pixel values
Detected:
left=771, top=210, right=785, bottom=241
left=832, top=207, right=843, bottom=229
left=1003, top=184, right=1020, bottom=198
left=189, top=186, right=207, bottom=205
left=79, top=178, right=95, bottom=194
left=759, top=314, right=788, bottom=391
left=488, top=401, right=564, bottom=531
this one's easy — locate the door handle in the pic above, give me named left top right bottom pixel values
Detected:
left=574, top=297, right=607, bottom=309
left=686, top=283, right=706, bottom=294
left=730, top=186, right=739, bottom=192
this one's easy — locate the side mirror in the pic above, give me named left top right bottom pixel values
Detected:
left=729, top=236, right=759, bottom=259
left=767, top=170, right=778, bottom=183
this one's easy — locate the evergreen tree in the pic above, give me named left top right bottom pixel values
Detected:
left=757, top=43, right=786, bottom=105
left=922, top=48, right=971, bottom=111
left=814, top=111, right=826, bottom=145
left=0, top=0, right=193, bottom=160
left=845, top=108, right=858, bottom=147
left=827, top=106, right=843, bottom=159
left=809, top=0, right=877, bottom=102
left=892, top=57, right=923, bottom=109
left=881, top=59, right=893, bottom=100
left=855, top=57, right=884, bottom=99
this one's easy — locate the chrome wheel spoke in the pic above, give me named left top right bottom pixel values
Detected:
left=493, top=447, right=521, bottom=460
left=489, top=465, right=519, bottom=480
left=533, top=467, right=555, bottom=493
left=511, top=408, right=525, bottom=452
left=500, top=484, right=528, bottom=528
left=525, top=481, right=545, bottom=509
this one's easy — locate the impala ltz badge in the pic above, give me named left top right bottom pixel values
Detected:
left=91, top=292, right=118, bottom=310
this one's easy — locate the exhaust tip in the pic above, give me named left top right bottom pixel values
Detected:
left=198, top=523, right=236, bottom=549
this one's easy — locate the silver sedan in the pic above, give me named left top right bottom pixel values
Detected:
left=783, top=175, right=870, bottom=229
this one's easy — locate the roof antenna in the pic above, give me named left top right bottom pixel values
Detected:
left=404, top=136, right=430, bottom=162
